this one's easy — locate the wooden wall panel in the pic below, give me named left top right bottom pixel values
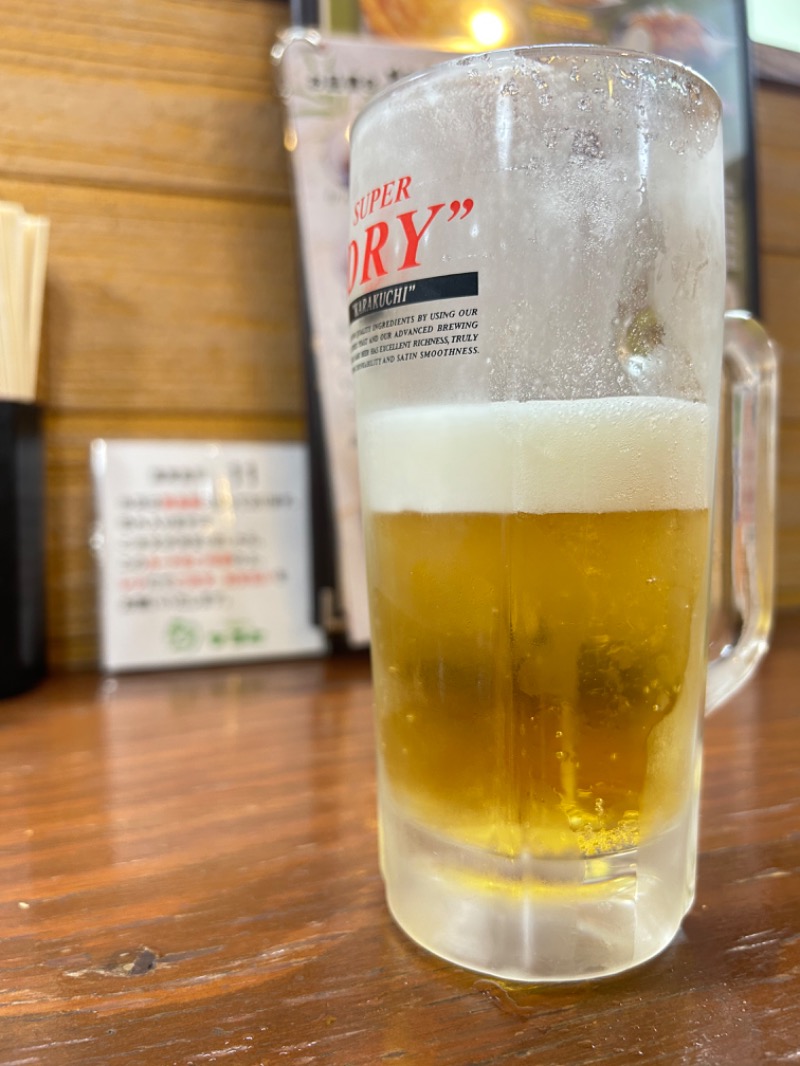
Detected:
left=0, top=0, right=291, bottom=198
left=761, top=255, right=800, bottom=420
left=755, top=85, right=800, bottom=257
left=756, top=81, right=800, bottom=609
left=0, top=0, right=303, bottom=669
left=0, top=180, right=305, bottom=415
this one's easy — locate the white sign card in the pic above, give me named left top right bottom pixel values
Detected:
left=273, top=31, right=448, bottom=647
left=92, top=440, right=327, bottom=672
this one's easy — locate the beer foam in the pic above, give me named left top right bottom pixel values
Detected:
left=359, top=396, right=709, bottom=514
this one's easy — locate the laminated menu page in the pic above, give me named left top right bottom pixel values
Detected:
left=92, top=440, right=327, bottom=671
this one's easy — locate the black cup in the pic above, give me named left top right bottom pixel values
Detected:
left=0, top=402, right=45, bottom=698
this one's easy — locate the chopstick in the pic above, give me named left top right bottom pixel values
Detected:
left=23, top=214, right=50, bottom=400
left=0, top=201, right=49, bottom=403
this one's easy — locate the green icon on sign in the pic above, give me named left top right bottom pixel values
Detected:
left=207, top=621, right=265, bottom=648
left=167, top=618, right=202, bottom=653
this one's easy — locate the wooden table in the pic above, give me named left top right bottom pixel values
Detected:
left=1, top=614, right=799, bottom=1066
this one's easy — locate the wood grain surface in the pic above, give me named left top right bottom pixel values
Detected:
left=0, top=613, right=798, bottom=1065
left=755, top=43, right=800, bottom=91
left=0, top=0, right=291, bottom=199
left=0, top=0, right=303, bottom=669
left=755, top=82, right=800, bottom=611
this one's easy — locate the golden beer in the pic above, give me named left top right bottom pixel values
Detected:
left=360, top=397, right=712, bottom=865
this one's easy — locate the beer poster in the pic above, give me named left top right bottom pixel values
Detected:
left=337, top=0, right=759, bottom=311
left=273, top=31, right=449, bottom=646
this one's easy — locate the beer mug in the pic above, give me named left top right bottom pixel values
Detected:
left=347, top=47, right=777, bottom=982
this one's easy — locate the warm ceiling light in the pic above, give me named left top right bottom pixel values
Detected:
left=469, top=8, right=509, bottom=48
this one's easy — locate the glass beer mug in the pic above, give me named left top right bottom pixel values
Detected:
left=347, top=47, right=777, bottom=982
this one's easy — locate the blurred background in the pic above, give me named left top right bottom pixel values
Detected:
left=0, top=0, right=796, bottom=673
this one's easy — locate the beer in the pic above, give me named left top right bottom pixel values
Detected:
left=361, top=396, right=711, bottom=863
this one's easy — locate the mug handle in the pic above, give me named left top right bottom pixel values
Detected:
left=706, top=311, right=779, bottom=713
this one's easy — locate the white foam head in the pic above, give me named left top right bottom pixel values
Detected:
left=358, top=397, right=709, bottom=514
